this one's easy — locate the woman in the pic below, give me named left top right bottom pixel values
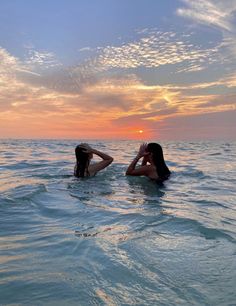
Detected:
left=126, top=142, right=171, bottom=183
left=74, top=143, right=113, bottom=178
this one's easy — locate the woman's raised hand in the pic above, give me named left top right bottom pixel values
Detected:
left=79, top=143, right=93, bottom=153
left=137, top=143, right=148, bottom=158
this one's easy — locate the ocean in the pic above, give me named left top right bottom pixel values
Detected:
left=0, top=139, right=235, bottom=305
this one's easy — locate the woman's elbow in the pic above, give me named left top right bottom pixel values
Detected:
left=107, top=157, right=113, bottom=165
left=125, top=169, right=132, bottom=176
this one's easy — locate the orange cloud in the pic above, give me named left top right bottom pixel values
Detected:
left=1, top=44, right=236, bottom=140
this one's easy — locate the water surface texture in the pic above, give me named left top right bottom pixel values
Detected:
left=0, top=140, right=235, bottom=305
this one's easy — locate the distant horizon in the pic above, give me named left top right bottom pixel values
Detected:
left=0, top=0, right=235, bottom=140
left=1, top=137, right=235, bottom=142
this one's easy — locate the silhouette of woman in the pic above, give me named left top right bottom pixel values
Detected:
left=74, top=143, right=113, bottom=177
left=126, top=142, right=170, bottom=183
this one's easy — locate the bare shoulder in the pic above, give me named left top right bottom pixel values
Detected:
left=147, top=165, right=159, bottom=179
left=143, top=165, right=156, bottom=176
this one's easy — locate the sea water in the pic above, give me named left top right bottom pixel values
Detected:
left=0, top=140, right=235, bottom=306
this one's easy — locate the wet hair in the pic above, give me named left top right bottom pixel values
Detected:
left=74, top=145, right=90, bottom=178
left=146, top=143, right=171, bottom=181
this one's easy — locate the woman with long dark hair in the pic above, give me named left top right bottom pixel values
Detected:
left=126, top=143, right=170, bottom=183
left=74, top=143, right=113, bottom=178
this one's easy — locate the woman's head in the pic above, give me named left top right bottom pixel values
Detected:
left=74, top=144, right=91, bottom=177
left=146, top=143, right=164, bottom=159
left=146, top=142, right=170, bottom=179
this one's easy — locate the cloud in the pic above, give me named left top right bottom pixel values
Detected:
left=78, top=47, right=94, bottom=52
left=62, top=76, right=173, bottom=114
left=177, top=0, right=236, bottom=32
left=94, top=30, right=219, bottom=72
left=223, top=74, right=236, bottom=87
left=0, top=47, right=64, bottom=114
left=159, top=109, right=236, bottom=140
left=24, top=49, right=61, bottom=69
left=5, top=27, right=227, bottom=98
left=26, top=29, right=220, bottom=93
left=176, top=1, right=236, bottom=63
left=197, top=93, right=236, bottom=107
left=113, top=107, right=178, bottom=126
left=0, top=47, right=20, bottom=74
left=1, top=44, right=235, bottom=139
left=1, top=44, right=234, bottom=117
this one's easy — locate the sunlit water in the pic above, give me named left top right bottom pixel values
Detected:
left=0, top=140, right=235, bottom=306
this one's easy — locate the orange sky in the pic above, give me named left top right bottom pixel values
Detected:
left=0, top=1, right=236, bottom=140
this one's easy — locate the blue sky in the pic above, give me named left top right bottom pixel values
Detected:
left=0, top=0, right=182, bottom=66
left=0, top=0, right=236, bottom=139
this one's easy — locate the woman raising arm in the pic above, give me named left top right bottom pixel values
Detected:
left=74, top=143, right=113, bottom=178
left=126, top=143, right=171, bottom=182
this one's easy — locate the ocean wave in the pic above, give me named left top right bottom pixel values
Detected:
left=191, top=199, right=229, bottom=209
left=165, top=216, right=236, bottom=243
left=208, top=152, right=222, bottom=156
left=2, top=184, right=47, bottom=202
left=2, top=161, right=50, bottom=170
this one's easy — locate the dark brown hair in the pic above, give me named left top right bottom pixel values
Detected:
left=147, top=143, right=171, bottom=181
left=74, top=145, right=90, bottom=177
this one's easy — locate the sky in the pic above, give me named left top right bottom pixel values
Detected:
left=0, top=0, right=236, bottom=140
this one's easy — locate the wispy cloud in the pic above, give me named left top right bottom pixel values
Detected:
left=0, top=47, right=19, bottom=73
left=0, top=47, right=62, bottom=113
left=78, top=47, right=94, bottom=52
left=177, top=0, right=236, bottom=32
left=176, top=0, right=236, bottom=69
left=1, top=41, right=235, bottom=139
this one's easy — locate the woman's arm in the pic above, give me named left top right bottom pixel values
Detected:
left=89, top=149, right=113, bottom=173
left=91, top=149, right=113, bottom=161
left=126, top=143, right=150, bottom=176
left=80, top=144, right=113, bottom=173
left=141, top=155, right=148, bottom=166
left=126, top=156, right=150, bottom=176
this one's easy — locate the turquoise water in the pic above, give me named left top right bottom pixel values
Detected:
left=0, top=140, right=235, bottom=305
